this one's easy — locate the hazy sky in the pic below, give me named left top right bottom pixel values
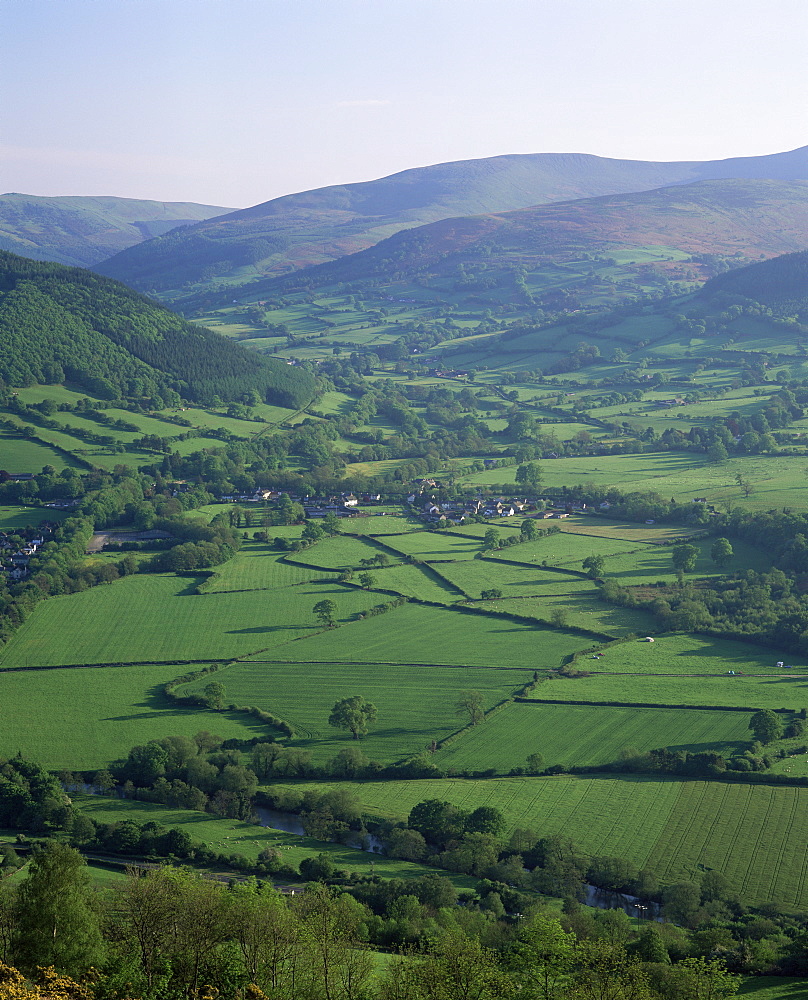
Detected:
left=3, top=0, right=807, bottom=209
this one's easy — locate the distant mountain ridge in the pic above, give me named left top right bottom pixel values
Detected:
left=96, top=144, right=808, bottom=298
left=0, top=194, right=231, bottom=268
left=244, top=179, right=808, bottom=298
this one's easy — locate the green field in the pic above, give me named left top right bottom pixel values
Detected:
left=0, top=504, right=66, bottom=530
left=738, top=977, right=808, bottom=1000
left=491, top=593, right=656, bottom=636
left=201, top=542, right=330, bottom=592
left=179, top=660, right=525, bottom=763
left=524, top=671, right=808, bottom=711
left=433, top=701, right=752, bottom=772
left=287, top=535, right=392, bottom=570
left=569, top=635, right=807, bottom=676
left=0, top=663, right=258, bottom=769
left=252, top=601, right=590, bottom=669
left=460, top=453, right=808, bottom=512
left=291, top=774, right=808, bottom=905
left=434, top=560, right=596, bottom=600
left=0, top=574, right=386, bottom=667
left=367, top=562, right=462, bottom=603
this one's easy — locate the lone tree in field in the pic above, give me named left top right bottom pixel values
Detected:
left=313, top=599, right=338, bottom=628
left=456, top=690, right=485, bottom=726
left=329, top=696, right=378, bottom=740
left=749, top=709, right=784, bottom=744
left=710, top=537, right=734, bottom=568
left=582, top=554, right=605, bottom=579
left=672, top=543, right=699, bottom=574
left=203, top=681, right=226, bottom=710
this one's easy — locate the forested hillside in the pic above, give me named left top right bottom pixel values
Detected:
left=0, top=252, right=315, bottom=407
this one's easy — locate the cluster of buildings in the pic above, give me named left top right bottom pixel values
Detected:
left=0, top=525, right=53, bottom=582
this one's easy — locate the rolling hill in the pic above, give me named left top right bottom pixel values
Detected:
left=0, top=194, right=231, bottom=268
left=96, top=145, right=808, bottom=298
left=0, top=252, right=315, bottom=407
left=237, top=179, right=808, bottom=302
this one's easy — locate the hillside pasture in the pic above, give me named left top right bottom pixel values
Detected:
left=295, top=774, right=808, bottom=906
left=0, top=574, right=384, bottom=667
left=253, top=601, right=589, bottom=669
left=433, top=701, right=751, bottom=772
left=0, top=663, right=259, bottom=769
left=179, top=660, right=525, bottom=763
left=342, top=515, right=423, bottom=535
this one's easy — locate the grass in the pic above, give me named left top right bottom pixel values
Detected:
left=487, top=594, right=656, bottom=636
left=461, top=454, right=808, bottom=513
left=434, top=561, right=595, bottom=600
left=368, top=563, right=462, bottom=603
left=286, top=535, right=390, bottom=570
left=0, top=574, right=386, bottom=667
left=0, top=504, right=66, bottom=530
left=557, top=516, right=706, bottom=543
left=524, top=672, right=808, bottom=711
left=251, top=602, right=590, bottom=669
left=201, top=542, right=330, bottom=592
left=72, top=795, right=475, bottom=888
left=380, top=531, right=492, bottom=562
left=344, top=515, right=423, bottom=535
left=738, top=977, right=808, bottom=1000
left=179, top=660, right=526, bottom=763
left=290, top=774, right=808, bottom=906
left=569, top=635, right=808, bottom=676
left=0, top=429, right=81, bottom=471
left=0, top=663, right=259, bottom=769
left=433, top=701, right=752, bottom=772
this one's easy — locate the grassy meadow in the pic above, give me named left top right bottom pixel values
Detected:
left=289, top=774, right=808, bottom=906
left=433, top=701, right=752, bottom=772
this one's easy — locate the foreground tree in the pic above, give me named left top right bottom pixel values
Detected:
left=328, top=696, right=378, bottom=740
left=12, top=842, right=104, bottom=977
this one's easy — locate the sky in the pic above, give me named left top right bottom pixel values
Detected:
left=3, top=0, right=808, bottom=210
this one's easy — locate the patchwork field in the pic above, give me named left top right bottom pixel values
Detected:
left=491, top=593, right=655, bottom=636
left=435, top=560, right=595, bottom=600
left=0, top=663, right=259, bottom=769
left=0, top=574, right=385, bottom=667
left=179, top=660, right=525, bottom=763
left=433, top=701, right=752, bottom=772
left=292, top=774, right=808, bottom=905
left=254, top=601, right=590, bottom=669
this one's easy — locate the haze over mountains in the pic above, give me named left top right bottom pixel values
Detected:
left=93, top=145, right=808, bottom=299
left=0, top=194, right=231, bottom=268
